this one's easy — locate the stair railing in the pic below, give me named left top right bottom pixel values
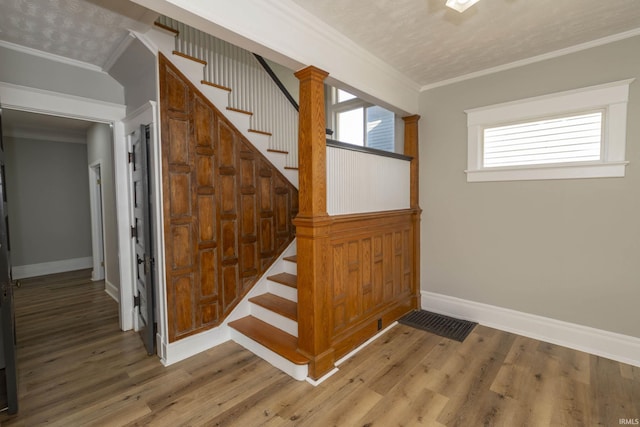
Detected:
left=157, top=16, right=299, bottom=169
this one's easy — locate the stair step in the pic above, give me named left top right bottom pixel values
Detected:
left=172, top=50, right=207, bottom=66
left=250, top=293, right=297, bottom=321
left=283, top=255, right=297, bottom=263
left=228, top=316, right=308, bottom=365
left=267, top=272, right=297, bottom=289
left=267, top=148, right=289, bottom=155
left=227, top=106, right=253, bottom=116
left=154, top=21, right=179, bottom=36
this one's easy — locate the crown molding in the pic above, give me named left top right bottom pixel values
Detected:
left=0, top=40, right=105, bottom=73
left=129, top=0, right=421, bottom=114
left=421, top=28, right=640, bottom=92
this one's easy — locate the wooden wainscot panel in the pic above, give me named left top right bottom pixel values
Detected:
left=159, top=53, right=298, bottom=341
left=327, top=209, right=419, bottom=360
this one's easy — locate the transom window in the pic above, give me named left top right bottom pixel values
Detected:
left=329, top=88, right=395, bottom=153
left=465, top=79, right=633, bottom=182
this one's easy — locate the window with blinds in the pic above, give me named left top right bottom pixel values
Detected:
left=483, top=111, right=603, bottom=168
left=465, top=79, right=631, bottom=182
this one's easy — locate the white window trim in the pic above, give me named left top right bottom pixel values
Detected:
left=465, top=79, right=634, bottom=182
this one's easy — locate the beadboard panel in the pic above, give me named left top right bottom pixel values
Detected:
left=326, top=146, right=410, bottom=215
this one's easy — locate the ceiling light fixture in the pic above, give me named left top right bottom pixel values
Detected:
left=446, top=0, right=481, bottom=13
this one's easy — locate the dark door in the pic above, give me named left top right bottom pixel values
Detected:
left=131, top=125, right=155, bottom=355
left=0, top=107, right=18, bottom=414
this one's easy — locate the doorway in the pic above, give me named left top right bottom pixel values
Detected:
left=89, top=162, right=106, bottom=282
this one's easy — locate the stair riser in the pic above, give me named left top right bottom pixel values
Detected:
left=200, top=85, right=231, bottom=112
left=282, top=261, right=297, bottom=275
left=230, top=329, right=308, bottom=381
left=250, top=304, right=298, bottom=337
left=171, top=55, right=205, bottom=84
left=267, top=281, right=297, bottom=302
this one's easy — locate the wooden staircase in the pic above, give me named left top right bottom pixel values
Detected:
left=142, top=21, right=310, bottom=380
left=228, top=252, right=310, bottom=380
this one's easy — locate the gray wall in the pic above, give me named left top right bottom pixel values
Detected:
left=0, top=45, right=124, bottom=105
left=419, top=35, right=640, bottom=338
left=5, top=137, right=92, bottom=266
left=108, top=38, right=157, bottom=116
left=86, top=123, right=120, bottom=291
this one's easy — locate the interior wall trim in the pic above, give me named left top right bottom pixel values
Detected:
left=105, top=280, right=119, bottom=303
left=421, top=290, right=640, bottom=368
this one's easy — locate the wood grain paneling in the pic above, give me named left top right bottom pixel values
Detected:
left=159, top=54, right=298, bottom=341
left=327, top=210, right=418, bottom=360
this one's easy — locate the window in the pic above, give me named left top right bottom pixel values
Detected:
left=465, top=79, right=633, bottom=182
left=329, top=88, right=395, bottom=152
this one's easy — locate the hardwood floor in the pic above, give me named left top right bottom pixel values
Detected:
left=1, top=269, right=638, bottom=426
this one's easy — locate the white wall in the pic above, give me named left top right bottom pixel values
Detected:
left=419, top=35, right=640, bottom=338
left=5, top=136, right=92, bottom=276
left=86, top=123, right=120, bottom=292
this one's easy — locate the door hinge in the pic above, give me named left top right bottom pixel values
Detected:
left=131, top=225, right=138, bottom=239
left=134, top=295, right=141, bottom=307
left=96, top=178, right=101, bottom=185
left=128, top=151, right=135, bottom=164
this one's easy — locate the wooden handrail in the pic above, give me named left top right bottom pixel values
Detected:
left=253, top=54, right=299, bottom=112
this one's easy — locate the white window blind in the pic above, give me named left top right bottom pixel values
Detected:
left=483, top=112, right=603, bottom=168
left=465, top=79, right=632, bottom=182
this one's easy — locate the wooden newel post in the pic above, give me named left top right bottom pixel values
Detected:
left=292, top=66, right=334, bottom=379
left=403, top=115, right=421, bottom=309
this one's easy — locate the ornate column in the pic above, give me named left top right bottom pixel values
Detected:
left=293, top=66, right=334, bottom=379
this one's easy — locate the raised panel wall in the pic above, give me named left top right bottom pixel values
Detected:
left=159, top=54, right=298, bottom=342
left=327, top=210, right=418, bottom=359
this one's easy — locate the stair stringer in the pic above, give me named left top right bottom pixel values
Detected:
left=138, top=26, right=299, bottom=188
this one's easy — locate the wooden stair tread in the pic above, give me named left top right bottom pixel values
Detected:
left=249, top=293, right=297, bottom=321
left=226, top=106, right=253, bottom=116
left=229, top=316, right=308, bottom=365
left=172, top=50, right=207, bottom=65
left=267, top=148, right=289, bottom=154
left=283, top=255, right=297, bottom=263
left=267, top=272, right=297, bottom=289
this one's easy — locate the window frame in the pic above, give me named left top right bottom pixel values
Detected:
left=328, top=87, right=396, bottom=151
left=465, top=79, right=633, bottom=182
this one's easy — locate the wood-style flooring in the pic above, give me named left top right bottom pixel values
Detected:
left=1, top=269, right=639, bottom=426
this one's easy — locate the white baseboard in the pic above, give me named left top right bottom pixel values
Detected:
left=104, top=281, right=119, bottom=303
left=12, top=256, right=93, bottom=279
left=421, top=291, right=640, bottom=368
left=161, top=325, right=231, bottom=366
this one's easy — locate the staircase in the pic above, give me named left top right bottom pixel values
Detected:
left=229, top=252, right=309, bottom=380
left=140, top=21, right=310, bottom=380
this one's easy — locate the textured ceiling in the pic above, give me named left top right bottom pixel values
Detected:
left=291, top=0, right=640, bottom=87
left=0, top=0, right=639, bottom=89
left=0, top=0, right=155, bottom=68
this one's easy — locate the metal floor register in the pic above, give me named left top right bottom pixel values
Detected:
left=398, top=310, right=477, bottom=342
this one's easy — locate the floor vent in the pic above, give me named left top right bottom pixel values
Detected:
left=398, top=310, right=477, bottom=342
